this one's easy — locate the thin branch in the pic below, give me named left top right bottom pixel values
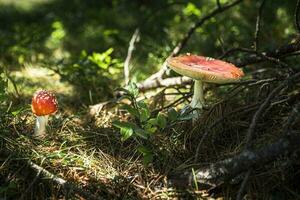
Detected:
left=245, top=72, right=300, bottom=149
left=124, top=28, right=140, bottom=85
left=223, top=47, right=288, bottom=67
left=170, top=0, right=243, bottom=58
left=194, top=90, right=293, bottom=162
left=295, top=0, right=300, bottom=33
left=223, top=40, right=300, bottom=67
left=144, top=0, right=244, bottom=82
left=254, top=0, right=267, bottom=51
left=236, top=169, right=252, bottom=200
left=27, top=160, right=104, bottom=200
left=282, top=102, right=300, bottom=134
left=169, top=131, right=300, bottom=187
left=135, top=39, right=300, bottom=93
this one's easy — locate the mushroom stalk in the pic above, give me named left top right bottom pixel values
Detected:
left=190, top=80, right=205, bottom=110
left=34, top=115, right=49, bottom=136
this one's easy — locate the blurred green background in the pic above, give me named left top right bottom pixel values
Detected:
left=0, top=0, right=298, bottom=104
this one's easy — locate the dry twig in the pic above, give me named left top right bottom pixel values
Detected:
left=245, top=72, right=300, bottom=149
left=124, top=28, right=140, bottom=85
left=27, top=160, right=104, bottom=200
left=253, top=0, right=267, bottom=51
left=170, top=72, right=300, bottom=188
left=236, top=169, right=252, bottom=200
left=143, top=0, right=244, bottom=83
left=169, top=131, right=300, bottom=187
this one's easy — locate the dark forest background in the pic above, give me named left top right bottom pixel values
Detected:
left=0, top=0, right=300, bottom=199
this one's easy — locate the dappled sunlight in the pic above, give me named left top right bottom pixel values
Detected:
left=1, top=0, right=300, bottom=199
left=11, top=65, right=74, bottom=97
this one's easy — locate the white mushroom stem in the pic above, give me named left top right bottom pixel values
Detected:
left=190, top=79, right=205, bottom=111
left=34, top=115, right=49, bottom=136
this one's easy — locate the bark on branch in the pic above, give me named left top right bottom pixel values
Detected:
left=234, top=40, right=300, bottom=67
left=137, top=76, right=192, bottom=91
left=27, top=160, right=104, bottom=200
left=137, top=41, right=300, bottom=91
left=169, top=132, right=300, bottom=187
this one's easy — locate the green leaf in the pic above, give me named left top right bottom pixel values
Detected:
left=137, top=146, right=153, bottom=166
left=126, top=82, right=139, bottom=98
left=120, top=127, right=133, bottom=141
left=11, top=107, right=26, bottom=116
left=112, top=120, right=137, bottom=129
left=121, top=104, right=140, bottom=118
left=134, top=127, right=149, bottom=139
left=148, top=118, right=157, bottom=126
left=88, top=48, right=114, bottom=70
left=137, top=101, right=150, bottom=122
left=143, top=153, right=154, bottom=166
left=146, top=126, right=157, bottom=134
left=144, top=122, right=157, bottom=133
left=167, top=108, right=178, bottom=122
left=112, top=121, right=136, bottom=141
left=183, top=2, right=201, bottom=17
left=137, top=145, right=151, bottom=155
left=137, top=100, right=148, bottom=109
left=139, top=108, right=150, bottom=122
left=156, top=113, right=167, bottom=129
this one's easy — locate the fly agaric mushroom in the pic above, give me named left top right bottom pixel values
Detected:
left=31, top=90, right=58, bottom=136
left=166, top=54, right=244, bottom=116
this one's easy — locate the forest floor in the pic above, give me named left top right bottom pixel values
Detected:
left=1, top=0, right=300, bottom=199
left=1, top=65, right=300, bottom=200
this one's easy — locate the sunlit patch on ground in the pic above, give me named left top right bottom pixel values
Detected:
left=10, top=64, right=74, bottom=97
left=0, top=0, right=54, bottom=11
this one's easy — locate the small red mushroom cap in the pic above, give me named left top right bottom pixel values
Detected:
left=167, top=54, right=244, bottom=84
left=31, top=90, right=58, bottom=116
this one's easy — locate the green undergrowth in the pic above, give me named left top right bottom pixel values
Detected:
left=1, top=64, right=300, bottom=199
left=1, top=0, right=300, bottom=199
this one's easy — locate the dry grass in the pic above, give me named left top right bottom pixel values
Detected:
left=1, top=66, right=300, bottom=199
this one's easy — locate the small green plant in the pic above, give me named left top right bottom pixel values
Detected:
left=113, top=82, right=169, bottom=165
left=113, top=83, right=168, bottom=140
left=54, top=48, right=123, bottom=103
left=113, top=82, right=197, bottom=165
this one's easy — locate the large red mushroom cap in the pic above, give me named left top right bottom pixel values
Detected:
left=167, top=54, right=244, bottom=84
left=31, top=90, right=58, bottom=116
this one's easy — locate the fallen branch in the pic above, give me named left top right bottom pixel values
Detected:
left=169, top=71, right=300, bottom=187
left=144, top=0, right=244, bottom=82
left=137, top=41, right=300, bottom=91
left=169, top=132, right=300, bottom=187
left=137, top=76, right=192, bottom=91
left=234, top=40, right=300, bottom=67
left=27, top=160, right=104, bottom=200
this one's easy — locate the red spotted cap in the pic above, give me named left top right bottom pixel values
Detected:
left=31, top=90, right=58, bottom=116
left=167, top=54, right=244, bottom=84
